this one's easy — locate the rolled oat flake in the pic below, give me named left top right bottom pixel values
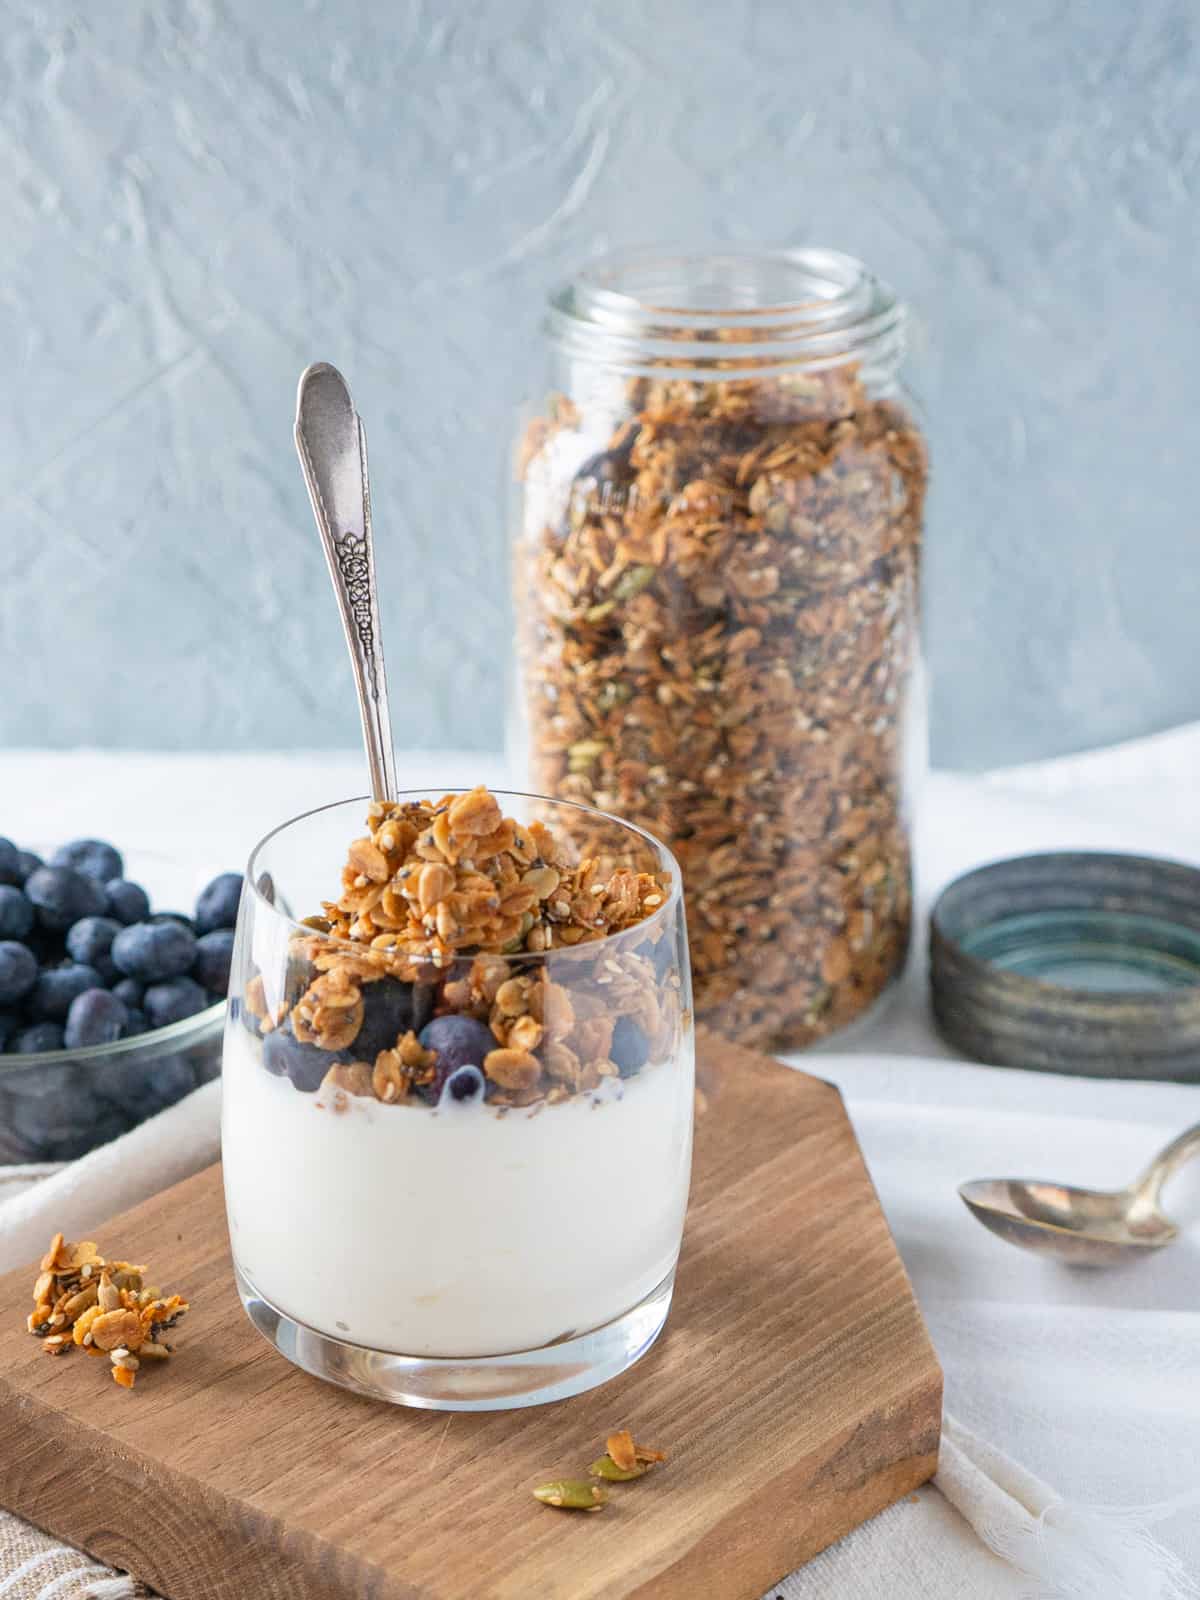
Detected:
left=511, top=248, right=928, bottom=1050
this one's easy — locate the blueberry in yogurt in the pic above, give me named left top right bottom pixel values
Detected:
left=610, top=1015, right=650, bottom=1078
left=439, top=1064, right=485, bottom=1106
left=418, top=1014, right=495, bottom=1102
left=354, top=977, right=435, bottom=1060
left=263, top=1020, right=349, bottom=1092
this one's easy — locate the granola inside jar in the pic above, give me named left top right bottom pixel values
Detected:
left=512, top=249, right=928, bottom=1052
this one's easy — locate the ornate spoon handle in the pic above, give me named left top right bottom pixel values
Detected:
left=294, top=362, right=397, bottom=804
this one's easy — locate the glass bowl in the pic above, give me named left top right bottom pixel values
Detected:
left=223, top=791, right=695, bottom=1410
left=0, top=1005, right=223, bottom=1164
left=0, top=849, right=230, bottom=1164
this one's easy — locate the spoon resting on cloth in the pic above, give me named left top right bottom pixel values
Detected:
left=959, top=1121, right=1200, bottom=1266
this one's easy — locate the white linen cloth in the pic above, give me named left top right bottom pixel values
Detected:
left=2, top=735, right=1200, bottom=1598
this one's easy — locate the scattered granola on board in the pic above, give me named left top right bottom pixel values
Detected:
left=27, top=1232, right=188, bottom=1389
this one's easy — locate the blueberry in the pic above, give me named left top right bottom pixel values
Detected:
left=638, top=934, right=676, bottom=980
left=0, top=1012, right=18, bottom=1050
left=143, top=976, right=209, bottom=1028
left=7, top=1065, right=129, bottom=1159
left=105, top=879, right=151, bottom=925
left=64, top=988, right=128, bottom=1048
left=440, top=1064, right=485, bottom=1106
left=149, top=911, right=196, bottom=934
left=0, top=839, right=20, bottom=886
left=93, top=1052, right=196, bottom=1120
left=192, top=1044, right=222, bottom=1087
left=194, top=872, right=244, bottom=935
left=610, top=1014, right=650, bottom=1078
left=419, top=1014, right=495, bottom=1071
left=13, top=849, right=42, bottom=885
left=128, top=1055, right=197, bottom=1117
left=27, top=963, right=104, bottom=1022
left=112, top=920, right=197, bottom=982
left=25, top=866, right=107, bottom=932
left=50, top=838, right=124, bottom=884
left=417, top=1013, right=496, bottom=1103
left=66, top=915, right=122, bottom=970
left=112, top=976, right=144, bottom=1009
left=0, top=887, right=33, bottom=941
left=0, top=941, right=38, bottom=1006
left=31, top=1108, right=131, bottom=1161
left=0, top=838, right=22, bottom=889
left=354, top=977, right=436, bottom=1059
left=263, top=1020, right=346, bottom=1092
left=9, top=1022, right=65, bottom=1054
left=121, top=1007, right=150, bottom=1038
left=192, top=929, right=234, bottom=996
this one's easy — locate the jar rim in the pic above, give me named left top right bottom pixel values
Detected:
left=546, top=246, right=906, bottom=378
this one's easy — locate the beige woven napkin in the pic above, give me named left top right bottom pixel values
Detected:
left=0, top=1512, right=148, bottom=1598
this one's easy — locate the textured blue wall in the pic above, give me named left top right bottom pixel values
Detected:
left=3, top=0, right=1198, bottom=766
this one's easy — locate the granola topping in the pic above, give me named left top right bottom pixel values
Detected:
left=27, top=1233, right=188, bottom=1389
left=515, top=357, right=926, bottom=1050
left=241, top=788, right=685, bottom=1112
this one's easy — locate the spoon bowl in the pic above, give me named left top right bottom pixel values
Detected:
left=959, top=1177, right=1178, bottom=1266
left=959, top=1120, right=1199, bottom=1266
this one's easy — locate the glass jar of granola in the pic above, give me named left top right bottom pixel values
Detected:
left=511, top=249, right=928, bottom=1052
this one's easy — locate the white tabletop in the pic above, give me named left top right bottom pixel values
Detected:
left=4, top=731, right=1199, bottom=1594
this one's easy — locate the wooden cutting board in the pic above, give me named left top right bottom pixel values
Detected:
left=0, top=1034, right=941, bottom=1600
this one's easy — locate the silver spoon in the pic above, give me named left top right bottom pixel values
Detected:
left=294, top=362, right=396, bottom=803
left=959, top=1121, right=1200, bottom=1266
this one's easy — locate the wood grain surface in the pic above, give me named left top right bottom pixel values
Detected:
left=0, top=1034, right=941, bottom=1600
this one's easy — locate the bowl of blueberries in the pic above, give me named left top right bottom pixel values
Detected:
left=0, top=833, right=243, bottom=1164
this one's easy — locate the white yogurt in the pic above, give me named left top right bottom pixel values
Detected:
left=221, top=1028, right=694, bottom=1357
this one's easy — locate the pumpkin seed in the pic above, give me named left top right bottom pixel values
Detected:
left=533, top=1480, right=608, bottom=1511
left=588, top=1455, right=649, bottom=1481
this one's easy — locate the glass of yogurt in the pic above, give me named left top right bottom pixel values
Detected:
left=222, top=789, right=694, bottom=1410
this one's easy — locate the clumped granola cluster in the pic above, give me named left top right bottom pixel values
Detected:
left=27, top=1232, right=188, bottom=1389
left=517, top=365, right=927, bottom=1050
left=243, top=788, right=682, bottom=1109
left=319, top=785, right=666, bottom=962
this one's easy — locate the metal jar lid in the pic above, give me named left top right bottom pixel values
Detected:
left=930, top=851, right=1200, bottom=1082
